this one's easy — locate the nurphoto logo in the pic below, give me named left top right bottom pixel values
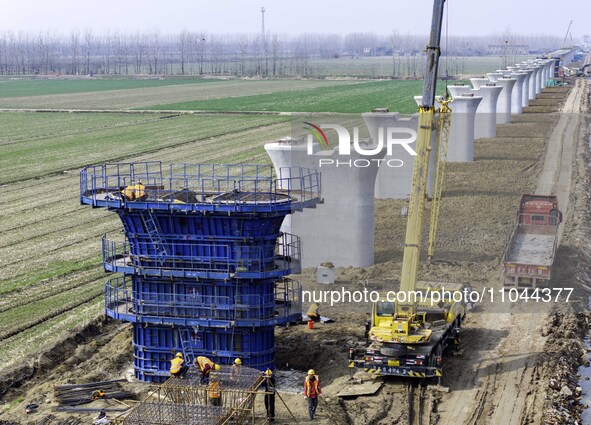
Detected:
left=303, top=122, right=418, bottom=168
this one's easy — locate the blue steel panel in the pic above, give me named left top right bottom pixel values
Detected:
left=132, top=324, right=276, bottom=381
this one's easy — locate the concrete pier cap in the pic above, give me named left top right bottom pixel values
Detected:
left=492, top=77, right=516, bottom=124
left=447, top=84, right=473, bottom=98
left=486, top=72, right=505, bottom=82
left=265, top=136, right=386, bottom=268
left=471, top=83, right=502, bottom=139
left=495, top=69, right=512, bottom=78
left=416, top=93, right=481, bottom=162
left=470, top=78, right=490, bottom=90
left=361, top=111, right=434, bottom=200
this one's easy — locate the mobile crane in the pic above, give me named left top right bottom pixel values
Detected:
left=352, top=0, right=467, bottom=378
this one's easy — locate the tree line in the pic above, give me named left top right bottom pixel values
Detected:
left=0, top=30, right=564, bottom=78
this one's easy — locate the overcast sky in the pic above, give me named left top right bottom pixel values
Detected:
left=0, top=0, right=585, bottom=38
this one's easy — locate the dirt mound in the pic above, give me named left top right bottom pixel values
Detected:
left=540, top=307, right=591, bottom=424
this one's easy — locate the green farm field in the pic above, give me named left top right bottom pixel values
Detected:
left=0, top=79, right=361, bottom=110
left=0, top=77, right=216, bottom=98
left=148, top=80, right=426, bottom=113
left=303, top=55, right=514, bottom=77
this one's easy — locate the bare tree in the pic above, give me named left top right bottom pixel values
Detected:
left=148, top=30, right=160, bottom=74
left=70, top=31, right=80, bottom=74
left=390, top=30, right=399, bottom=78
left=177, top=30, right=189, bottom=75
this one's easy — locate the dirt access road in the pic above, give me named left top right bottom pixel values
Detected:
left=434, top=78, right=586, bottom=425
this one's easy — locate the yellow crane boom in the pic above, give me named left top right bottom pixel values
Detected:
left=396, top=0, right=447, bottom=322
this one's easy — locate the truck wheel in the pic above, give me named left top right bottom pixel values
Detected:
left=430, top=344, right=443, bottom=368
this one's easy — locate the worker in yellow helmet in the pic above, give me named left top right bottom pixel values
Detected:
left=306, top=303, right=320, bottom=322
left=122, top=181, right=146, bottom=201
left=304, top=369, right=321, bottom=420
left=195, top=355, right=221, bottom=384
left=264, top=369, right=276, bottom=422
left=170, top=352, right=188, bottom=378
left=92, top=389, right=105, bottom=400
left=231, top=358, right=242, bottom=383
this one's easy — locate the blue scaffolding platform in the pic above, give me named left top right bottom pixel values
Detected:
left=80, top=162, right=320, bottom=382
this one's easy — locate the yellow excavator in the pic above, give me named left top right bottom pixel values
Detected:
left=352, top=0, right=468, bottom=378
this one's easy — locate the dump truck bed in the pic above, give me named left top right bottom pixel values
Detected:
left=505, top=232, right=556, bottom=266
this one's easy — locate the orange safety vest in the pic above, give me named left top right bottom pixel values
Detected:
left=304, top=375, right=321, bottom=398
left=170, top=357, right=184, bottom=374
left=196, top=356, right=215, bottom=372
left=208, top=381, right=221, bottom=398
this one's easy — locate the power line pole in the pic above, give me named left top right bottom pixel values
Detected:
left=261, top=5, right=267, bottom=76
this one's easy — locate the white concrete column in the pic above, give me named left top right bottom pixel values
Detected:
left=526, top=65, right=539, bottom=100
left=362, top=112, right=434, bottom=200
left=538, top=60, right=546, bottom=92
left=265, top=137, right=386, bottom=268
left=547, top=59, right=558, bottom=80
left=534, top=63, right=543, bottom=94
left=515, top=66, right=533, bottom=107
left=424, top=94, right=481, bottom=162
left=471, top=84, right=502, bottom=139
left=509, top=72, right=526, bottom=114
left=540, top=60, right=550, bottom=87
left=493, top=77, right=516, bottom=124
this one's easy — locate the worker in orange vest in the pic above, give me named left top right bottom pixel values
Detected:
left=195, top=355, right=221, bottom=384
left=304, top=369, right=321, bottom=420
left=169, top=352, right=188, bottom=378
left=208, top=377, right=223, bottom=406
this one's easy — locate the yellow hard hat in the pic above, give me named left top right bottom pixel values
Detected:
left=234, top=358, right=242, bottom=365
left=176, top=352, right=183, bottom=358
left=265, top=369, right=273, bottom=376
left=308, top=369, right=315, bottom=375
left=214, top=364, right=221, bottom=371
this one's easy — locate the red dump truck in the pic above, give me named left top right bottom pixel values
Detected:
left=502, top=195, right=562, bottom=289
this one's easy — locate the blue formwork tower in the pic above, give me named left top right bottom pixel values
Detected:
left=80, top=162, right=320, bottom=382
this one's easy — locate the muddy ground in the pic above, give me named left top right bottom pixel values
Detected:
left=0, top=81, right=590, bottom=425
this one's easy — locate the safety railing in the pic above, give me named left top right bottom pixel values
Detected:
left=105, top=276, right=302, bottom=324
left=80, top=162, right=320, bottom=210
left=102, top=232, right=300, bottom=277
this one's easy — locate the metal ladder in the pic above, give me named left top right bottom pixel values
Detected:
left=140, top=210, right=168, bottom=266
left=178, top=328, right=196, bottom=364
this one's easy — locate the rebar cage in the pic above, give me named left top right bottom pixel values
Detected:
left=119, top=366, right=268, bottom=425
